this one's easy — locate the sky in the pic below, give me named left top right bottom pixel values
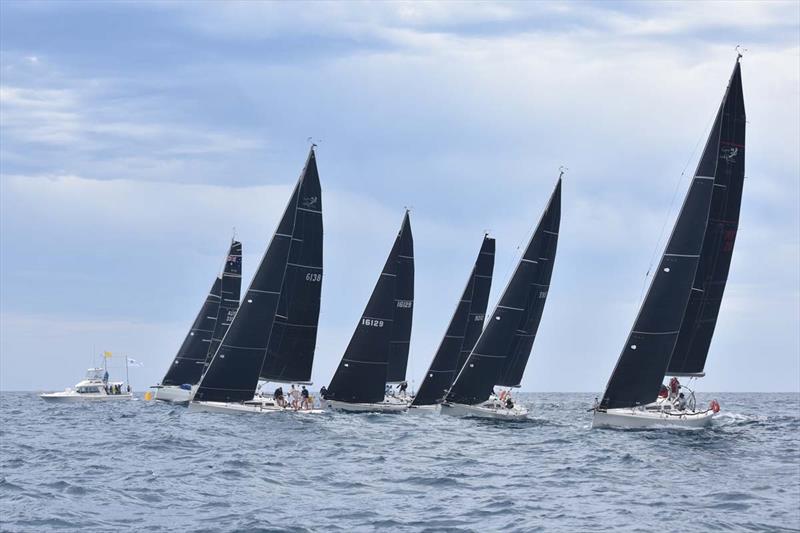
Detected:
left=1, top=1, right=798, bottom=393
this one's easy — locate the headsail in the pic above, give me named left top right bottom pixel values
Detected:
left=203, top=240, right=242, bottom=372
left=668, top=59, right=746, bottom=377
left=260, top=151, right=323, bottom=383
left=387, top=211, right=414, bottom=383
left=195, top=148, right=320, bottom=403
left=161, top=276, right=221, bottom=387
left=446, top=177, right=562, bottom=405
left=325, top=213, right=410, bottom=404
left=412, top=235, right=495, bottom=406
left=599, top=60, right=745, bottom=409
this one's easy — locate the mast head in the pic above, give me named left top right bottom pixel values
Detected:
left=735, top=45, right=747, bottom=61
left=558, top=165, right=568, bottom=180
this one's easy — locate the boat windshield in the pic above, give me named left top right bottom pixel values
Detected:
left=77, top=386, right=101, bottom=394
left=85, top=368, right=105, bottom=380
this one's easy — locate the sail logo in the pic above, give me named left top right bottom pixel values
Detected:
left=396, top=300, right=413, bottom=308
left=302, top=196, right=319, bottom=208
left=720, top=147, right=738, bottom=163
left=473, top=314, right=485, bottom=321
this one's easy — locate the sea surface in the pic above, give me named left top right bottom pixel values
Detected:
left=1, top=392, right=798, bottom=532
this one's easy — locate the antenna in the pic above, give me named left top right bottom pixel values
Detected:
left=735, top=45, right=747, bottom=59
left=559, top=165, right=568, bottom=179
left=306, top=136, right=320, bottom=148
left=231, top=226, right=237, bottom=242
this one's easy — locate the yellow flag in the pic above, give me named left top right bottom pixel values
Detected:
left=103, top=351, right=113, bottom=358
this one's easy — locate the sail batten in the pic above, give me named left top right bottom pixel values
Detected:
left=446, top=177, right=561, bottom=405
left=412, top=236, right=495, bottom=406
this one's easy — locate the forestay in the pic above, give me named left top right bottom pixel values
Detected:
left=195, top=148, right=320, bottom=403
left=412, top=235, right=494, bottom=406
left=162, top=276, right=221, bottom=387
left=202, top=240, right=242, bottom=372
left=446, top=178, right=562, bottom=405
left=325, top=213, right=412, bottom=404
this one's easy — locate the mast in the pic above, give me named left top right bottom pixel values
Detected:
left=387, top=211, right=414, bottom=383
left=194, top=147, right=319, bottom=403
left=446, top=176, right=562, bottom=405
left=599, top=59, right=743, bottom=409
left=259, top=151, right=323, bottom=383
left=325, top=212, right=409, bottom=403
left=412, top=235, right=494, bottom=406
left=667, top=57, right=746, bottom=377
left=202, top=240, right=243, bottom=373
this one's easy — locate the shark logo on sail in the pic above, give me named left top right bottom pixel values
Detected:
left=720, top=146, right=738, bottom=163
left=302, top=196, right=319, bottom=209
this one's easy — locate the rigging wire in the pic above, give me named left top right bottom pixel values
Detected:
left=637, top=103, right=719, bottom=304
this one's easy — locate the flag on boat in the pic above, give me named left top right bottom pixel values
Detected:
left=103, top=351, right=113, bottom=358
left=127, top=358, right=143, bottom=367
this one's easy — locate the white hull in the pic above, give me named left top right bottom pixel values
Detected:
left=592, top=408, right=715, bottom=428
left=40, top=392, right=133, bottom=402
left=326, top=399, right=408, bottom=413
left=152, top=385, right=194, bottom=404
left=188, top=400, right=324, bottom=415
left=441, top=401, right=529, bottom=420
left=408, top=403, right=440, bottom=412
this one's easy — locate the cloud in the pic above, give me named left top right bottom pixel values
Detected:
left=0, top=1, right=798, bottom=392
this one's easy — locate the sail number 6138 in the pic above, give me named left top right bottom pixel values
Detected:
left=305, top=273, right=322, bottom=282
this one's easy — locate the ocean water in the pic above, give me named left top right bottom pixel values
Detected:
left=1, top=392, right=798, bottom=532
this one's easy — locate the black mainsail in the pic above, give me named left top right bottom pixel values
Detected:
left=202, top=240, right=243, bottom=372
left=195, top=148, right=321, bottom=403
left=667, top=59, right=746, bottom=377
left=412, top=235, right=495, bottom=406
left=446, top=178, right=562, bottom=405
left=387, top=211, right=414, bottom=383
left=325, top=213, right=411, bottom=404
left=599, top=59, right=744, bottom=409
left=259, top=152, right=324, bottom=383
left=161, top=276, right=221, bottom=387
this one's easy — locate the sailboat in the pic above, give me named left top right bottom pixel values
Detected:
left=189, top=147, right=324, bottom=414
left=442, top=176, right=562, bottom=420
left=323, top=211, right=414, bottom=413
left=385, top=211, right=415, bottom=404
left=410, top=235, right=495, bottom=410
left=151, top=239, right=242, bottom=404
left=592, top=56, right=745, bottom=429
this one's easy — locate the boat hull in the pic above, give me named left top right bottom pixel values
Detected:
left=188, top=400, right=324, bottom=415
left=39, top=392, right=133, bottom=402
left=440, top=401, right=529, bottom=420
left=326, top=399, right=408, bottom=413
left=151, top=385, right=194, bottom=404
left=592, top=408, right=715, bottom=428
left=407, top=403, right=440, bottom=413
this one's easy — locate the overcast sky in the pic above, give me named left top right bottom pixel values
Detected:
left=1, top=1, right=798, bottom=392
